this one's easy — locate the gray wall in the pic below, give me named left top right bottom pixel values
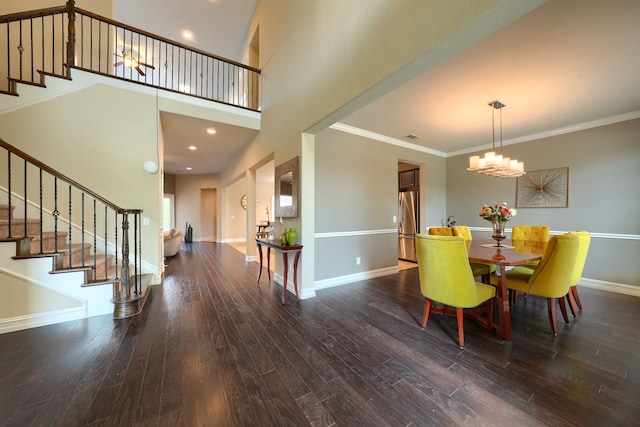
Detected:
left=447, top=118, right=640, bottom=286
left=314, top=128, right=446, bottom=282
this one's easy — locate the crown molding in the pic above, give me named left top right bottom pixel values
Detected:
left=332, top=110, right=640, bottom=159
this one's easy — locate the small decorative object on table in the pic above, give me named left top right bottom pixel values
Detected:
left=287, top=227, right=297, bottom=246
left=479, top=202, right=517, bottom=247
left=280, top=229, right=288, bottom=246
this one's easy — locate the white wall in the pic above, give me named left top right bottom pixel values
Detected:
left=175, top=173, right=221, bottom=242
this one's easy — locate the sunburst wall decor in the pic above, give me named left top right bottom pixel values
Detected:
left=516, top=167, right=569, bottom=208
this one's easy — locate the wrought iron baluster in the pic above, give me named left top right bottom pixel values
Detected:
left=7, top=152, right=12, bottom=238
left=114, top=209, right=118, bottom=281
left=53, top=177, right=59, bottom=253
left=103, top=205, right=107, bottom=279
left=81, top=192, right=85, bottom=269
left=23, top=158, right=27, bottom=238
left=68, top=184, right=72, bottom=260
left=39, top=168, right=43, bottom=254
left=41, top=18, right=44, bottom=77
left=93, top=199, right=97, bottom=280
left=29, top=18, right=34, bottom=82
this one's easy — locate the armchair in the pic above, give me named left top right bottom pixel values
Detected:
left=451, top=225, right=496, bottom=284
left=500, top=234, right=579, bottom=335
left=163, top=228, right=183, bottom=257
left=415, top=234, right=496, bottom=349
left=428, top=227, right=452, bottom=236
left=565, top=230, right=591, bottom=316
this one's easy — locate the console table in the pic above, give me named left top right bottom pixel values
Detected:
left=255, top=238, right=303, bottom=304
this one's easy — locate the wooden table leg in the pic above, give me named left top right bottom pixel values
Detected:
left=266, top=247, right=272, bottom=282
left=256, top=242, right=264, bottom=283
left=292, top=250, right=301, bottom=300
left=496, top=270, right=512, bottom=340
left=281, top=252, right=289, bottom=304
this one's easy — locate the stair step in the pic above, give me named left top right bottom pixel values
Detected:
left=28, top=231, right=70, bottom=253
left=0, top=204, right=15, bottom=220
left=0, top=218, right=42, bottom=238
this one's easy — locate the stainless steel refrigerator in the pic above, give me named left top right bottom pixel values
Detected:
left=398, top=190, right=419, bottom=262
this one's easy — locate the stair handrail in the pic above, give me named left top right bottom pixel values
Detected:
left=0, top=6, right=67, bottom=24
left=0, top=138, right=138, bottom=215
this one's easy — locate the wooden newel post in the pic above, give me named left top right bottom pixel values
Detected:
left=65, top=0, right=76, bottom=73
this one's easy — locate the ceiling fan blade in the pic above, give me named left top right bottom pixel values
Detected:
left=134, top=66, right=146, bottom=76
left=114, top=61, right=123, bottom=67
left=138, top=62, right=155, bottom=70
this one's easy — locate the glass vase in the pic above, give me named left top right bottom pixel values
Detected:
left=287, top=228, right=298, bottom=246
left=492, top=220, right=507, bottom=247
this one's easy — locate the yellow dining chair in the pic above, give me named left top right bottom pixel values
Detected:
left=510, top=225, right=550, bottom=302
left=451, top=225, right=496, bottom=284
left=511, top=225, right=550, bottom=242
left=500, top=234, right=579, bottom=335
left=565, top=230, right=591, bottom=317
left=428, top=227, right=452, bottom=236
left=415, top=234, right=496, bottom=349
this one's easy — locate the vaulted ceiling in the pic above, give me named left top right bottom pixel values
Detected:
left=117, top=0, right=640, bottom=174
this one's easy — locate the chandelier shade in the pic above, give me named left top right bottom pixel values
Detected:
left=467, top=101, right=525, bottom=178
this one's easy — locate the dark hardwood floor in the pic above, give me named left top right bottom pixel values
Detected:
left=1, top=242, right=639, bottom=426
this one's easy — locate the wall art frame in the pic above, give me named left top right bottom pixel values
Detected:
left=516, top=167, right=569, bottom=208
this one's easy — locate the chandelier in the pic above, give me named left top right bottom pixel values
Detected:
left=467, top=100, right=525, bottom=178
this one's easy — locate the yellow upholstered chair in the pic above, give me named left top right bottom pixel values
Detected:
left=501, top=234, right=579, bottom=335
left=428, top=227, right=452, bottom=236
left=415, top=234, right=496, bottom=349
left=451, top=225, right=496, bottom=284
left=565, top=230, right=591, bottom=316
left=511, top=225, right=550, bottom=242
left=510, top=225, right=551, bottom=302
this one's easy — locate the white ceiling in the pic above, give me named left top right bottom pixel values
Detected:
left=340, top=0, right=640, bottom=156
left=119, top=0, right=640, bottom=174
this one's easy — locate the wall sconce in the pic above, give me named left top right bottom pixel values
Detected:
left=143, top=160, right=158, bottom=174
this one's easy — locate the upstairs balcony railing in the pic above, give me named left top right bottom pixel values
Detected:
left=0, top=0, right=261, bottom=111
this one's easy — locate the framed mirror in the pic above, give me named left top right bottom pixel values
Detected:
left=275, top=156, right=299, bottom=218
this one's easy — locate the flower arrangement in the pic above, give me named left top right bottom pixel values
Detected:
left=479, top=202, right=516, bottom=222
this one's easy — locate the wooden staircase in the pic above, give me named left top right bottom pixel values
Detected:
left=1, top=203, right=117, bottom=284
left=0, top=198, right=151, bottom=329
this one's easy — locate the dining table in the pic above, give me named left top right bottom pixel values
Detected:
left=467, top=238, right=546, bottom=341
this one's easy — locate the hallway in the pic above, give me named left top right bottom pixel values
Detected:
left=0, top=242, right=638, bottom=426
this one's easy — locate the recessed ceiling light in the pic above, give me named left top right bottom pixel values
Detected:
left=186, top=167, right=193, bottom=171
left=181, top=30, right=194, bottom=41
left=206, top=127, right=217, bottom=135
left=188, top=145, right=197, bottom=150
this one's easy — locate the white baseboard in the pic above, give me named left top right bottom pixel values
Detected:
left=315, top=266, right=400, bottom=291
left=222, top=238, right=247, bottom=243
left=580, top=278, right=640, bottom=297
left=311, top=269, right=639, bottom=299
left=0, top=306, right=87, bottom=334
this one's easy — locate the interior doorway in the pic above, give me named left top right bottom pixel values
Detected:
left=398, top=161, right=423, bottom=270
left=200, top=188, right=217, bottom=242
